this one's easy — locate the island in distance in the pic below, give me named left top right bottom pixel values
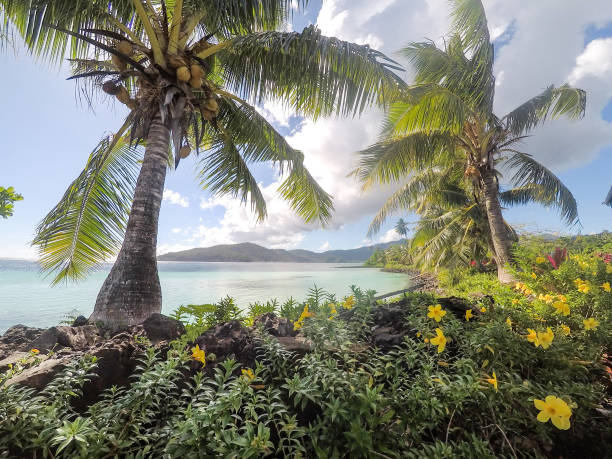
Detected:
left=157, top=241, right=404, bottom=263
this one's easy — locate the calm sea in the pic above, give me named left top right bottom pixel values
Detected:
left=0, top=260, right=411, bottom=333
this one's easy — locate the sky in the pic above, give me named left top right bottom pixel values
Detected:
left=1, top=0, right=611, bottom=260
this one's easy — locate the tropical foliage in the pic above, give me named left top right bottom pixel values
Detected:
left=354, top=0, right=585, bottom=281
left=0, top=186, right=23, bottom=219
left=2, top=242, right=610, bottom=457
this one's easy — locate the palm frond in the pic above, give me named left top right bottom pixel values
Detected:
left=278, top=163, right=333, bottom=225
left=219, top=25, right=405, bottom=120
left=354, top=132, right=454, bottom=188
left=502, top=84, right=586, bottom=136
left=505, top=152, right=579, bottom=224
left=196, top=124, right=268, bottom=221
left=32, top=123, right=140, bottom=283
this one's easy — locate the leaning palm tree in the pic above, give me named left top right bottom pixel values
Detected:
left=1, top=0, right=403, bottom=328
left=354, top=0, right=585, bottom=282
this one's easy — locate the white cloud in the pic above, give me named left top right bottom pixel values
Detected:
left=379, top=228, right=399, bottom=243
left=171, top=227, right=182, bottom=234
left=163, top=189, right=189, bottom=208
left=318, top=241, right=331, bottom=251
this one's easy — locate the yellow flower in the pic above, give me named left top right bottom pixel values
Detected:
left=560, top=324, right=571, bottom=336
left=301, top=305, right=314, bottom=318
left=427, top=304, right=447, bottom=322
left=606, top=265, right=612, bottom=274
left=534, top=395, right=572, bottom=430
left=30, top=348, right=40, bottom=354
left=542, top=294, right=554, bottom=304
left=531, top=272, right=537, bottom=279
left=424, top=338, right=430, bottom=343
left=573, top=277, right=583, bottom=285
left=416, top=331, right=421, bottom=338
left=429, top=328, right=447, bottom=353
left=524, top=288, right=533, bottom=296
left=583, top=317, right=599, bottom=331
left=342, top=295, right=356, bottom=310
left=536, top=256, right=546, bottom=264
left=480, top=307, right=487, bottom=313
left=601, top=281, right=611, bottom=293
left=506, top=317, right=512, bottom=328
left=511, top=298, right=519, bottom=305
left=485, top=371, right=498, bottom=391
left=536, top=328, right=554, bottom=349
left=515, top=282, right=523, bottom=291
left=552, top=301, right=570, bottom=316
left=526, top=329, right=539, bottom=346
left=557, top=294, right=567, bottom=302
left=465, top=309, right=473, bottom=321
left=293, top=319, right=303, bottom=331
left=191, top=345, right=206, bottom=365
left=241, top=368, right=255, bottom=381
left=577, top=283, right=590, bottom=294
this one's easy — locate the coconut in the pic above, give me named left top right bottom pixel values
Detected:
left=179, top=146, right=191, bottom=159
left=115, top=86, right=130, bottom=105
left=190, top=64, right=205, bottom=78
left=111, top=54, right=127, bottom=71
left=176, top=66, right=191, bottom=82
left=464, top=165, right=479, bottom=178
left=189, top=77, right=203, bottom=89
left=102, top=81, right=119, bottom=95
left=201, top=107, right=214, bottom=121
left=204, top=97, right=218, bottom=113
left=169, top=55, right=187, bottom=69
left=116, top=40, right=133, bottom=56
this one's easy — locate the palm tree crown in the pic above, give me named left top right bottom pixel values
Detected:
left=355, top=0, right=585, bottom=280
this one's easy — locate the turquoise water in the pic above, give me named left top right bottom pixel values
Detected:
left=0, top=260, right=411, bottom=333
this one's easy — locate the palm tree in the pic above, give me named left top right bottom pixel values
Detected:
left=394, top=218, right=408, bottom=238
left=354, top=0, right=585, bottom=282
left=2, top=0, right=403, bottom=328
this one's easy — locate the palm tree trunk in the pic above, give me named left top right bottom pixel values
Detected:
left=481, top=168, right=514, bottom=283
left=90, top=112, right=170, bottom=329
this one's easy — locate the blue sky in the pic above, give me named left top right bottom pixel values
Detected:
left=1, top=0, right=611, bottom=260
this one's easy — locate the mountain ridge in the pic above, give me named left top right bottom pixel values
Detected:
left=157, top=241, right=404, bottom=263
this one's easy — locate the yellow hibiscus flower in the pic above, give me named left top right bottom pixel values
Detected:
left=536, top=328, right=554, bottom=349
left=485, top=371, right=498, bottom=391
left=552, top=301, right=570, bottom=316
left=526, top=329, right=539, bottom=346
left=601, top=281, right=611, bottom=293
left=191, top=345, right=206, bottom=366
left=465, top=309, right=473, bottom=321
left=583, top=317, right=599, bottom=330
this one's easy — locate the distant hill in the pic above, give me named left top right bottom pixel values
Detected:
left=157, top=241, right=405, bottom=263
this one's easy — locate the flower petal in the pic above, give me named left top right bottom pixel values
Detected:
left=551, top=415, right=571, bottom=430
left=537, top=411, right=551, bottom=423
left=534, top=399, right=546, bottom=410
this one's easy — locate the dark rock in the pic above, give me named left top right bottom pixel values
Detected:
left=195, top=320, right=255, bottom=369
left=142, top=313, right=185, bottom=343
left=0, top=324, right=45, bottom=359
left=29, top=325, right=101, bottom=353
left=72, top=315, right=89, bottom=327
left=275, top=336, right=312, bottom=354
left=29, top=327, right=63, bottom=353
left=252, top=313, right=298, bottom=337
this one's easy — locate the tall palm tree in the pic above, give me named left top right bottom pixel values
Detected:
left=354, top=0, right=585, bottom=282
left=2, top=0, right=403, bottom=328
left=394, top=218, right=408, bottom=238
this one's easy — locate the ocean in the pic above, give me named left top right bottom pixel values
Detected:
left=0, top=260, right=411, bottom=333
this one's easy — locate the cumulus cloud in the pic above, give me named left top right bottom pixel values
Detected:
left=163, top=189, right=189, bottom=208
left=379, top=228, right=400, bottom=244
left=318, top=241, right=331, bottom=251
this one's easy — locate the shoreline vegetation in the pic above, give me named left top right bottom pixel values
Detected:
left=1, top=233, right=610, bottom=457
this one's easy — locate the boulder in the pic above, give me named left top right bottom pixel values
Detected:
left=0, top=324, right=44, bottom=359
left=194, top=320, right=255, bottom=369
left=6, top=356, right=70, bottom=390
left=29, top=325, right=101, bottom=353
left=252, top=313, right=298, bottom=337
left=72, top=315, right=89, bottom=327
left=142, top=313, right=185, bottom=344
